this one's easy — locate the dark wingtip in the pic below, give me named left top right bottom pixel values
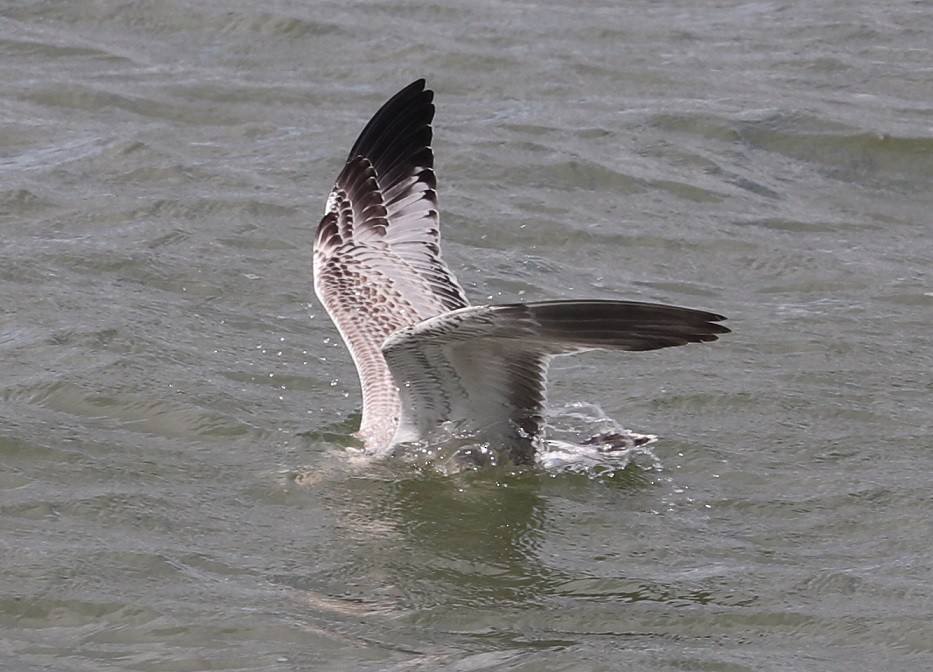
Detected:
left=706, top=320, right=731, bottom=335
left=704, top=313, right=730, bottom=336
left=347, top=79, right=434, bottom=163
left=514, top=299, right=731, bottom=351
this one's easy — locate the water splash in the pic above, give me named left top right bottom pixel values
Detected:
left=373, top=402, right=663, bottom=479
left=535, top=401, right=661, bottom=477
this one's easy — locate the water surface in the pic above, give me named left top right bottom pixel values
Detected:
left=2, top=1, right=931, bottom=670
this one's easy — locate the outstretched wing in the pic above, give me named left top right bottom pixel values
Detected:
left=382, top=300, right=730, bottom=463
left=313, top=79, right=469, bottom=445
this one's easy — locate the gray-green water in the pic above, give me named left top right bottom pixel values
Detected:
left=2, top=1, right=931, bottom=670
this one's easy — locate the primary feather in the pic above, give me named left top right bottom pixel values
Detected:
left=313, top=80, right=729, bottom=462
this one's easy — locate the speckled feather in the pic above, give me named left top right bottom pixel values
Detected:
left=313, top=80, right=729, bottom=462
left=314, top=80, right=469, bottom=447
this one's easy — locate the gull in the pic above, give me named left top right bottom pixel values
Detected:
left=313, top=80, right=729, bottom=464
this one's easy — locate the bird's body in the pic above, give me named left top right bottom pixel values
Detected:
left=313, top=80, right=728, bottom=464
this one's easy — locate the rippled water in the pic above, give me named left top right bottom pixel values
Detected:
left=2, top=1, right=931, bottom=670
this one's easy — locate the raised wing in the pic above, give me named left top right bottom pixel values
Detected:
left=313, top=79, right=469, bottom=447
left=382, top=300, right=730, bottom=463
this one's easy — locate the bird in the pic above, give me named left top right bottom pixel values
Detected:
left=312, top=79, right=729, bottom=465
